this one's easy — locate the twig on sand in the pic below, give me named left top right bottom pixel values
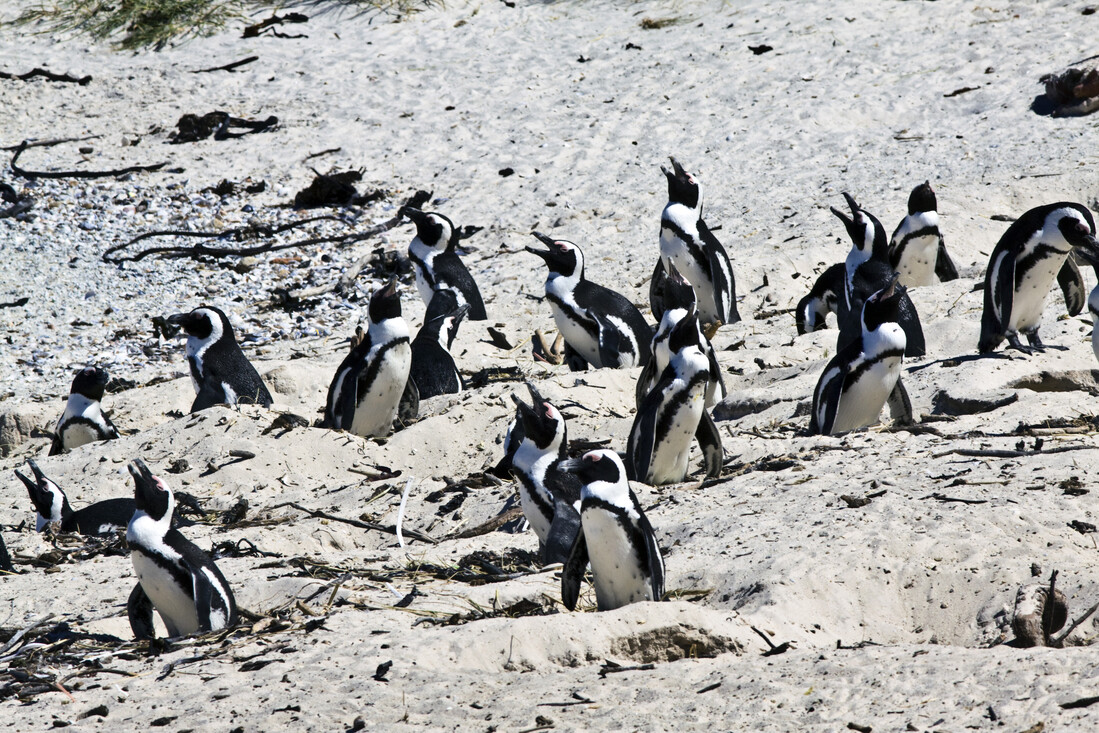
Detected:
left=933, top=445, right=1099, bottom=459
left=448, top=507, right=524, bottom=540
left=192, top=56, right=258, bottom=74
left=10, top=140, right=168, bottom=180
left=269, top=501, right=436, bottom=545
left=921, top=493, right=989, bottom=505
left=1050, top=600, right=1099, bottom=648
left=0, top=68, right=90, bottom=85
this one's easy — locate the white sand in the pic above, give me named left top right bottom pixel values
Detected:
left=2, top=0, right=1099, bottom=730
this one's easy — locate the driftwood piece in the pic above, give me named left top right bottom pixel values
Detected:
left=9, top=141, right=167, bottom=181
left=1, top=135, right=99, bottom=152
left=0, top=68, right=90, bottom=85
left=269, top=501, right=436, bottom=545
left=243, top=12, right=309, bottom=39
left=192, top=56, right=258, bottom=74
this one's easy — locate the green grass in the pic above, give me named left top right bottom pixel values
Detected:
left=10, top=0, right=436, bottom=51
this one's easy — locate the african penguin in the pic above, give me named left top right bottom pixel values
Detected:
left=628, top=305, right=722, bottom=485
left=651, top=156, right=740, bottom=327
left=126, top=458, right=237, bottom=639
left=508, top=383, right=582, bottom=564
left=810, top=275, right=907, bottom=436
left=831, top=192, right=926, bottom=357
left=560, top=450, right=665, bottom=612
left=889, top=181, right=959, bottom=287
left=1073, top=245, right=1099, bottom=363
left=167, top=306, right=273, bottom=413
left=409, top=289, right=470, bottom=400
left=402, top=207, right=487, bottom=320
left=49, top=366, right=119, bottom=455
left=526, top=232, right=652, bottom=371
left=324, top=278, right=415, bottom=437
left=795, top=263, right=845, bottom=335
left=979, top=202, right=1099, bottom=354
left=15, top=458, right=135, bottom=536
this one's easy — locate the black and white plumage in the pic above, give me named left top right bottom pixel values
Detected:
left=628, top=305, right=722, bottom=485
left=167, top=306, right=273, bottom=413
left=508, top=383, right=582, bottom=564
left=651, top=157, right=740, bottom=326
left=560, top=450, right=664, bottom=612
left=978, top=203, right=1099, bottom=354
left=409, top=289, right=469, bottom=400
left=888, top=181, right=959, bottom=287
left=810, top=275, right=908, bottom=436
left=49, top=366, right=119, bottom=455
left=832, top=192, right=926, bottom=358
left=0, top=530, right=11, bottom=574
left=324, top=278, right=415, bottom=437
left=1073, top=246, right=1099, bottom=364
left=402, top=207, right=487, bottom=321
left=526, top=232, right=652, bottom=370
left=126, top=458, right=237, bottom=639
left=795, top=263, right=846, bottom=335
left=15, top=458, right=134, bottom=536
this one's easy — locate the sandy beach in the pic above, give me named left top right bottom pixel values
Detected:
left=2, top=0, right=1099, bottom=730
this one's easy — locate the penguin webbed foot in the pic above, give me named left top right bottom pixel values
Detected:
left=1006, top=334, right=1040, bottom=355
left=1024, top=329, right=1067, bottom=352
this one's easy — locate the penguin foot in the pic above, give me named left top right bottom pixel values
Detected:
left=1006, top=335, right=1039, bottom=355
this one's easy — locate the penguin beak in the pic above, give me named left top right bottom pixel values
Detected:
left=526, top=232, right=561, bottom=262
left=400, top=206, right=429, bottom=225
left=525, top=381, right=546, bottom=407
left=128, top=458, right=155, bottom=487
left=379, top=276, right=399, bottom=299
left=842, top=192, right=860, bottom=216
left=26, top=458, right=46, bottom=482
left=14, top=468, right=36, bottom=494
left=881, top=272, right=900, bottom=300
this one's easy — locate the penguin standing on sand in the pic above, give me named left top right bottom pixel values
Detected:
left=526, top=232, right=652, bottom=371
left=409, top=289, right=470, bottom=400
left=49, top=366, right=119, bottom=455
left=979, top=202, right=1099, bottom=354
left=810, top=275, right=908, bottom=436
left=15, top=458, right=135, bottom=536
left=167, top=306, right=273, bottom=413
left=508, top=384, right=582, bottom=564
left=832, top=192, right=926, bottom=358
left=560, top=450, right=664, bottom=612
left=126, top=458, right=237, bottom=639
left=402, top=207, right=487, bottom=320
left=889, top=181, right=959, bottom=287
left=650, top=157, right=739, bottom=326
left=1071, top=245, right=1099, bottom=364
left=628, top=305, right=723, bottom=484
left=796, top=263, right=846, bottom=335
left=324, top=278, right=415, bottom=437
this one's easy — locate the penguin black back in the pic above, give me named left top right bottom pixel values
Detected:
left=167, top=306, right=273, bottom=412
left=15, top=458, right=135, bottom=536
left=410, top=289, right=470, bottom=400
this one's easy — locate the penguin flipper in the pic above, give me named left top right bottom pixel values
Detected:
left=649, top=258, right=667, bottom=322
left=561, top=530, right=589, bottom=611
left=934, top=236, right=959, bottom=282
left=398, top=376, right=420, bottom=427
left=809, top=357, right=848, bottom=436
left=543, top=499, right=582, bottom=566
left=592, top=311, right=625, bottom=369
left=127, top=583, right=157, bottom=640
left=190, top=378, right=224, bottom=413
left=886, top=377, right=915, bottom=425
left=627, top=383, right=664, bottom=483
left=193, top=565, right=217, bottom=633
left=633, top=493, right=666, bottom=601
left=694, top=411, right=724, bottom=479
left=0, top=531, right=12, bottom=573
left=562, top=341, right=590, bottom=372
left=48, top=434, right=63, bottom=456
left=1058, top=255, right=1086, bottom=317
left=706, top=343, right=727, bottom=404
left=698, top=219, right=740, bottom=325
left=635, top=358, right=657, bottom=409
left=980, top=250, right=1015, bottom=353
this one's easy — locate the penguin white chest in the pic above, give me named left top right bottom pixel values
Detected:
left=546, top=281, right=602, bottom=367
left=646, top=378, right=707, bottom=485
left=58, top=420, right=101, bottom=451
left=581, top=508, right=652, bottom=611
left=512, top=446, right=556, bottom=543
left=409, top=241, right=437, bottom=304
left=895, top=235, right=938, bottom=287
left=1008, top=251, right=1068, bottom=333
left=131, top=550, right=199, bottom=637
left=831, top=327, right=905, bottom=434
left=350, top=341, right=411, bottom=438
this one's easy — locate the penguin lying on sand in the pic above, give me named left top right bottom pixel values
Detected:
left=126, top=458, right=237, bottom=640
left=402, top=207, right=487, bottom=320
left=650, top=157, right=740, bottom=327
left=167, top=306, right=273, bottom=413
left=50, top=366, right=119, bottom=455
left=560, top=450, right=664, bottom=612
left=15, top=458, right=135, bottom=536
left=979, top=202, right=1099, bottom=354
left=629, top=304, right=722, bottom=485
left=889, top=181, right=959, bottom=287
left=508, top=383, right=582, bottom=564
left=526, top=232, right=652, bottom=371
left=810, top=275, right=908, bottom=436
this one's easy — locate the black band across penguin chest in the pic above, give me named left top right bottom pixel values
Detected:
left=582, top=496, right=651, bottom=575
left=846, top=347, right=905, bottom=385
left=515, top=470, right=555, bottom=525
left=1015, top=243, right=1070, bottom=285
left=131, top=544, right=195, bottom=602
left=662, top=220, right=709, bottom=272
left=654, top=370, right=710, bottom=438
left=354, top=338, right=411, bottom=406
left=545, top=293, right=599, bottom=339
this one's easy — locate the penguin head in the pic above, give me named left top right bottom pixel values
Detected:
left=908, top=181, right=937, bottom=215
left=15, top=459, right=70, bottom=530
left=566, top=450, right=630, bottom=504
left=661, top=262, right=697, bottom=314
left=861, top=274, right=905, bottom=333
left=511, top=383, right=567, bottom=453
left=526, top=232, right=584, bottom=279
left=402, top=207, right=457, bottom=252
left=167, top=306, right=232, bottom=345
left=667, top=304, right=703, bottom=353
left=368, top=278, right=403, bottom=324
left=832, top=192, right=888, bottom=259
left=423, top=289, right=469, bottom=349
left=1056, top=206, right=1099, bottom=254
left=662, top=157, right=701, bottom=210
left=129, top=458, right=174, bottom=524
left=69, top=365, right=110, bottom=402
